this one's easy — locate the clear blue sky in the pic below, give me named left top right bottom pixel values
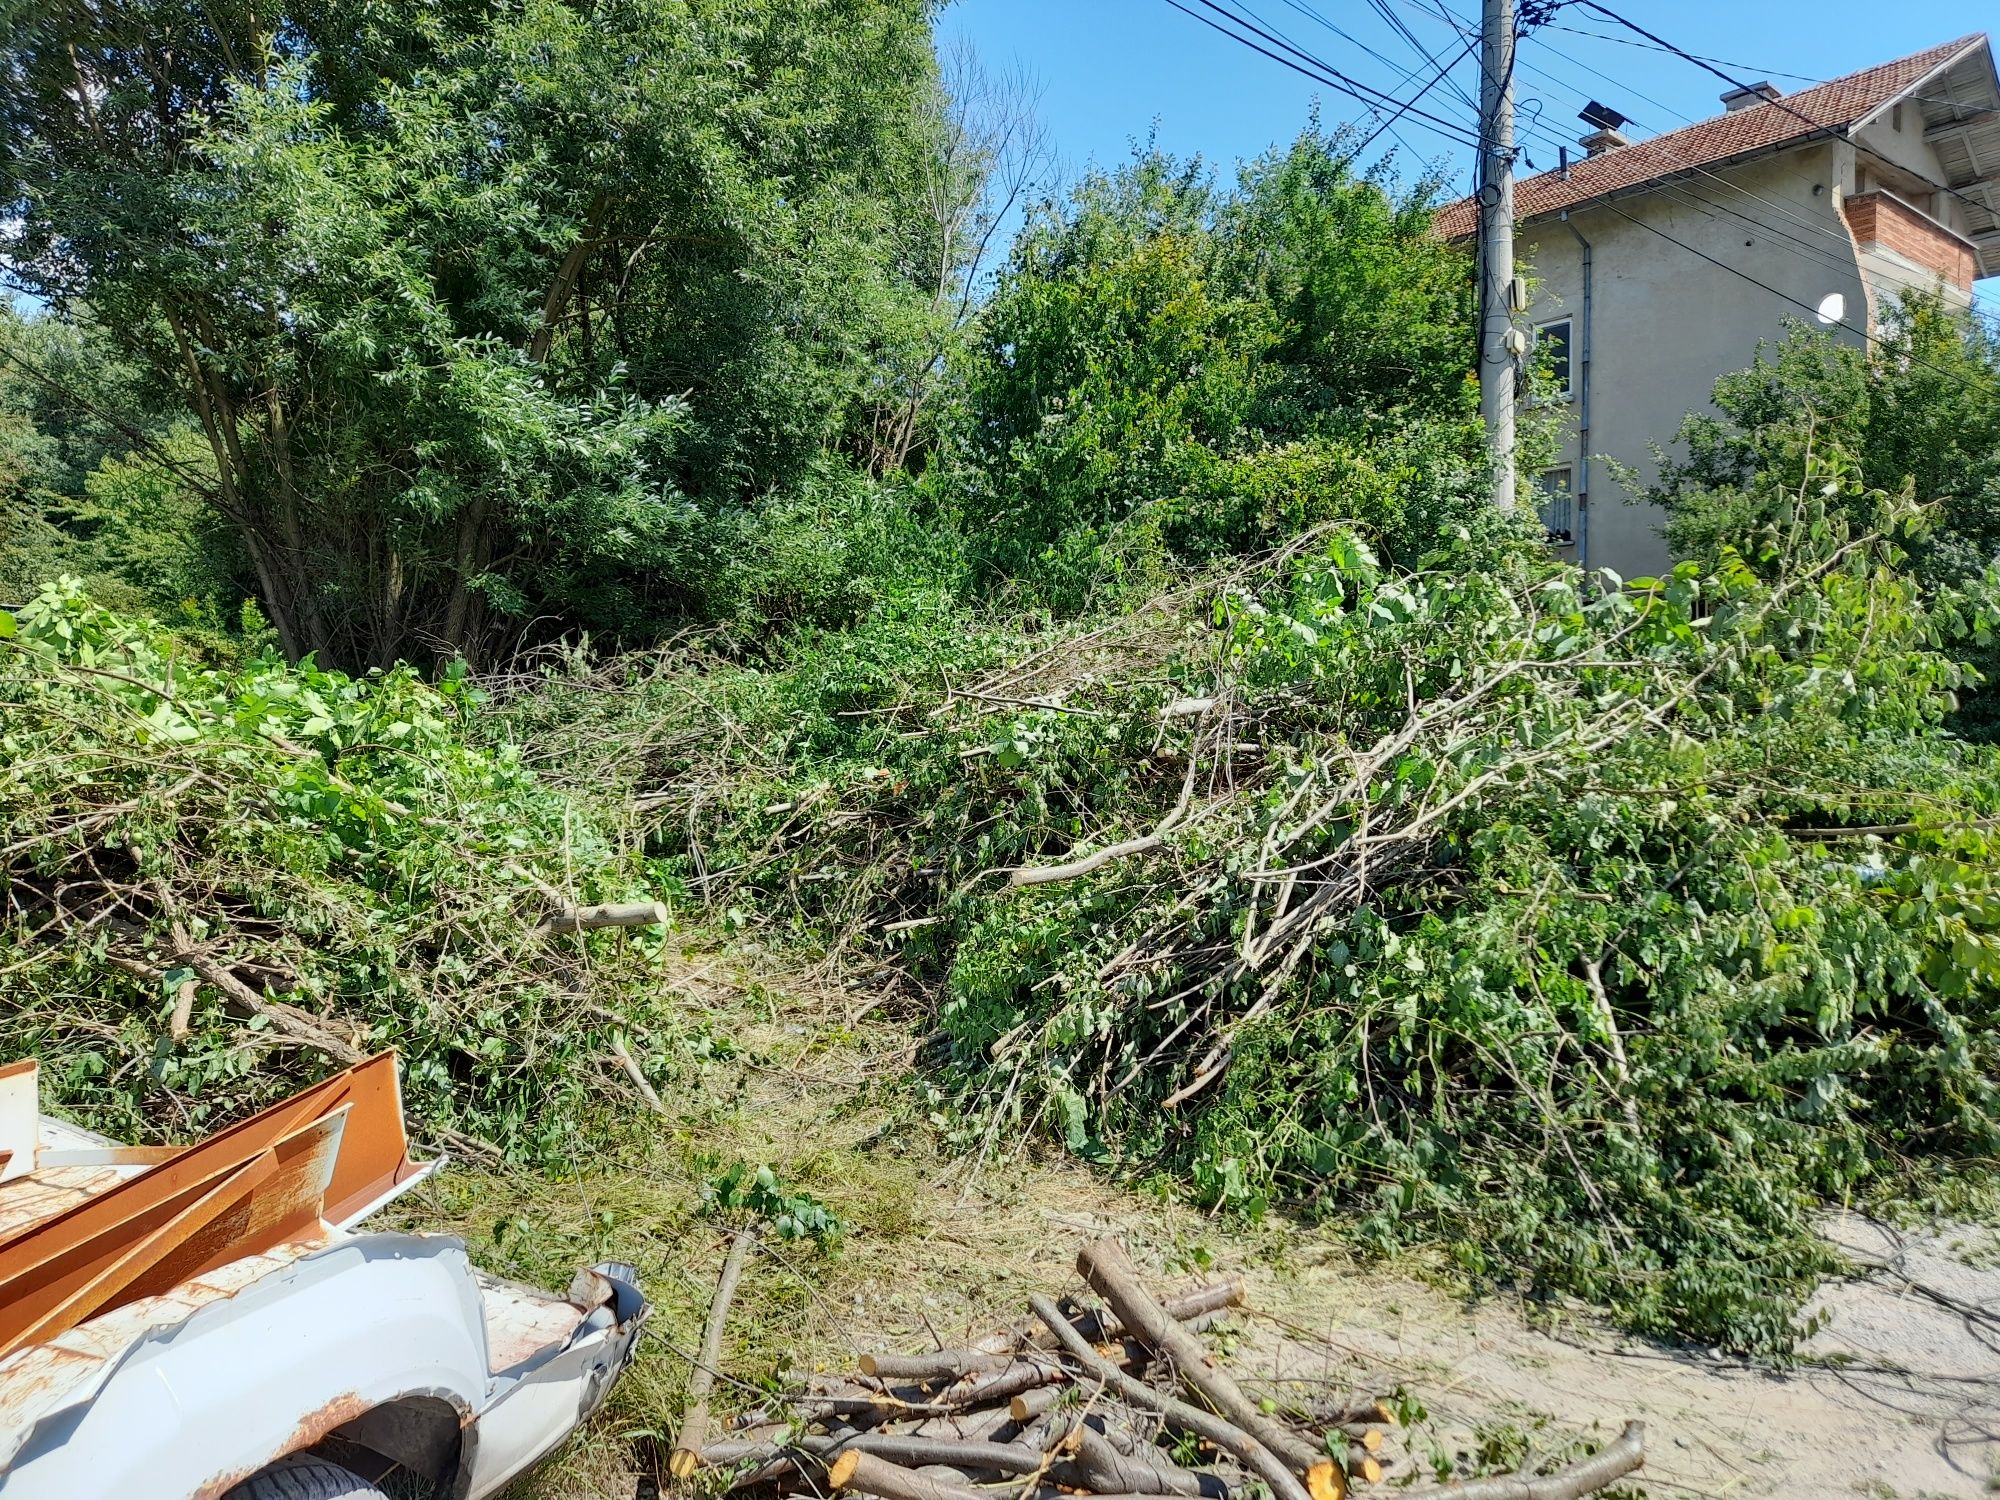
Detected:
left=942, top=0, right=1988, bottom=197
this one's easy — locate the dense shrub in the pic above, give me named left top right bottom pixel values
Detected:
left=0, top=579, right=681, bottom=1159
left=1653, top=293, right=2000, bottom=741
left=2, top=0, right=962, bottom=667
left=939, top=126, right=1485, bottom=609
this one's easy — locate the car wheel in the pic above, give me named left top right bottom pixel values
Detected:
left=225, top=1455, right=389, bottom=1500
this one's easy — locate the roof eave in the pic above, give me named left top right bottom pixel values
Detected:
left=1509, top=129, right=1851, bottom=234
left=1850, top=35, right=1992, bottom=135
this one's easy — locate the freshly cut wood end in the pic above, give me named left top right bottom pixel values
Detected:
left=1008, top=1394, right=1033, bottom=1421
left=667, top=1448, right=701, bottom=1481
left=1351, top=1428, right=1383, bottom=1453
left=829, top=1450, right=864, bottom=1489
left=1306, top=1458, right=1346, bottom=1500
left=1346, top=1453, right=1383, bottom=1485
left=859, top=1353, right=885, bottom=1377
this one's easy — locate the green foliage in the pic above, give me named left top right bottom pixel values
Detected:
left=596, top=449, right=2000, bottom=1354
left=1, top=0, right=960, bottom=667
left=939, top=124, right=1483, bottom=608
left=0, top=578, right=681, bottom=1159
left=0, top=302, right=242, bottom=622
left=1654, top=293, right=2000, bottom=585
left=1652, top=292, right=2000, bottom=742
left=702, top=1161, right=845, bottom=1248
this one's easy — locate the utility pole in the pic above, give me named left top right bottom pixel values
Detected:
left=1478, top=0, right=1519, bottom=509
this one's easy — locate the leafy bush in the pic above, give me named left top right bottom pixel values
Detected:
left=939, top=126, right=1482, bottom=609
left=3, top=0, right=961, bottom=667
left=0, top=579, right=680, bottom=1159
left=1651, top=293, right=2000, bottom=747
left=1654, top=293, right=2000, bottom=587
left=592, top=455, right=2000, bottom=1354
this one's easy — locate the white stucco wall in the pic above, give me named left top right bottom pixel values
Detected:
left=1853, top=105, right=1951, bottom=194
left=1517, top=143, right=1868, bottom=581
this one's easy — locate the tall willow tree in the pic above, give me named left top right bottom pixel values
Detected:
left=0, top=0, right=955, bottom=666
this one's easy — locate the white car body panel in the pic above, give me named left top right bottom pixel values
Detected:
left=0, top=1118, right=646, bottom=1499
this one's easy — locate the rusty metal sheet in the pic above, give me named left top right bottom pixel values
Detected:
left=0, top=1053, right=420, bottom=1360
left=0, top=1110, right=347, bottom=1357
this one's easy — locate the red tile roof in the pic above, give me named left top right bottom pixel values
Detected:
left=1433, top=35, right=1986, bottom=238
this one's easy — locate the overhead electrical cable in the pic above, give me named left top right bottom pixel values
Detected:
left=1160, top=0, right=1485, bottom=151
left=1346, top=34, right=1483, bottom=162
left=1574, top=0, right=1999, bottom=233
left=1541, top=22, right=1823, bottom=86
left=1590, top=195, right=1992, bottom=394
left=1273, top=0, right=1480, bottom=111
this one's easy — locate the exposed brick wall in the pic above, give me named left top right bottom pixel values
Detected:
left=1843, top=191, right=1976, bottom=291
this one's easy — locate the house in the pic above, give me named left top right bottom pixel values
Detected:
left=1436, top=34, right=2000, bottom=579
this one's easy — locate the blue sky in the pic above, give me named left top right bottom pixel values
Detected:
left=941, top=0, right=1987, bottom=198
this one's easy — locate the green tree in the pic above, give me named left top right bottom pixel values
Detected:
left=1, top=0, right=954, bottom=667
left=0, top=302, right=235, bottom=614
left=941, top=126, right=1483, bottom=607
left=1653, top=292, right=2000, bottom=584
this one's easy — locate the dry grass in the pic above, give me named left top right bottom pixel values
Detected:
left=390, top=941, right=1303, bottom=1497
left=381, top=940, right=2000, bottom=1500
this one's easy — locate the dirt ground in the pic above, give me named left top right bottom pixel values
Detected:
left=830, top=1167, right=2000, bottom=1500
left=458, top=964, right=2000, bottom=1500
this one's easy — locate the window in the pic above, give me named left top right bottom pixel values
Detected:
left=1534, top=318, right=1573, bottom=400
left=1536, top=467, right=1574, bottom=544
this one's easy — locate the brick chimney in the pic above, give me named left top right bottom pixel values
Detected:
left=1720, top=81, right=1781, bottom=111
left=1579, top=127, right=1629, bottom=156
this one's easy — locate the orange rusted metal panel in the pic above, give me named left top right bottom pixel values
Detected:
left=0, top=1111, right=347, bottom=1356
left=0, top=1054, right=421, bottom=1358
left=2, top=1148, right=280, bottom=1355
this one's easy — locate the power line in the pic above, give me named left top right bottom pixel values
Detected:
left=1508, top=37, right=1979, bottom=295
left=1590, top=194, right=1993, bottom=397
left=1645, top=176, right=2000, bottom=335
left=1249, top=0, right=1461, bottom=161
left=1161, top=0, right=1485, bottom=151
left=1372, top=0, right=2000, bottom=332
left=1540, top=22, right=1823, bottom=86
left=1273, top=0, right=1479, bottom=112
left=1573, top=1, right=1999, bottom=234
left=1348, top=34, right=1482, bottom=162
left=1272, top=0, right=1486, bottom=162
left=1506, top=15, right=2000, bottom=332
left=1366, top=0, right=1482, bottom=112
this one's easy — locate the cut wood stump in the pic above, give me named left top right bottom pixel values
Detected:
left=829, top=1449, right=989, bottom=1500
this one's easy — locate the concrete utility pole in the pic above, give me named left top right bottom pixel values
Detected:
left=1478, top=0, right=1519, bottom=509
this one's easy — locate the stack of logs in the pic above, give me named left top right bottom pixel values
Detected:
left=668, top=1237, right=1646, bottom=1500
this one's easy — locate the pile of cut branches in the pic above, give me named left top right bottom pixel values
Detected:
left=595, top=474, right=2000, bottom=1352
left=0, top=579, right=681, bottom=1157
left=673, top=1236, right=1644, bottom=1500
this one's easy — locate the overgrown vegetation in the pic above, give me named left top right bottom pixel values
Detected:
left=2, top=0, right=1998, bottom=1380
left=0, top=578, right=686, bottom=1159
left=533, top=453, right=2000, bottom=1354
left=2, top=0, right=973, bottom=666
left=938, top=126, right=1483, bottom=608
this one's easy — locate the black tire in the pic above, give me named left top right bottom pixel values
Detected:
left=225, top=1456, right=388, bottom=1500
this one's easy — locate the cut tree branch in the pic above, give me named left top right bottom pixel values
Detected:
left=1027, top=1293, right=1315, bottom=1500
left=671, top=1229, right=755, bottom=1479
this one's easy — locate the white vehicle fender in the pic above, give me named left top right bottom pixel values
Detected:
left=0, top=1234, right=493, bottom=1500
